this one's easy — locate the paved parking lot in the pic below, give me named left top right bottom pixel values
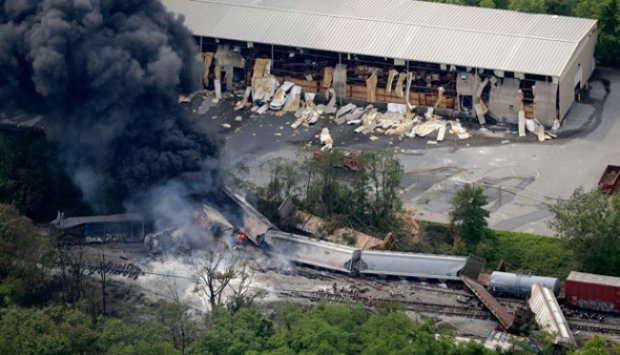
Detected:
left=192, top=68, right=620, bottom=235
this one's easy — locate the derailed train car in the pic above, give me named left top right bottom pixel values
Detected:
left=488, top=271, right=561, bottom=298
left=263, top=231, right=484, bottom=280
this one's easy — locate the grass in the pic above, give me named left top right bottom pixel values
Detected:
left=486, top=230, right=578, bottom=279
left=412, top=221, right=578, bottom=279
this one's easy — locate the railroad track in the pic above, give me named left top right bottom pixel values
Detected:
left=567, top=319, right=620, bottom=335
left=278, top=289, right=493, bottom=320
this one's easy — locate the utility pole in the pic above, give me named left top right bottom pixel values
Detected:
left=100, top=247, right=107, bottom=315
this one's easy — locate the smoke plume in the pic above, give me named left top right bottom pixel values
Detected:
left=0, top=0, right=221, bottom=213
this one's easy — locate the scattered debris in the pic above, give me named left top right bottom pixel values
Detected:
left=449, top=120, right=471, bottom=139
left=292, top=210, right=390, bottom=250
left=270, top=81, right=295, bottom=110
left=234, top=86, right=252, bottom=111
left=222, top=123, right=232, bottom=129
left=518, top=111, right=526, bottom=137
left=319, top=127, right=333, bottom=150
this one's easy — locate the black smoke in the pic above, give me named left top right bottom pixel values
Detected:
left=0, top=0, right=221, bottom=213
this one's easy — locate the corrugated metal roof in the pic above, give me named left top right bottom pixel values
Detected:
left=160, top=0, right=597, bottom=77
left=567, top=271, right=620, bottom=288
left=53, top=214, right=144, bottom=229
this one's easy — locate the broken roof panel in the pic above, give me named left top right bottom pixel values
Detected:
left=160, top=0, right=597, bottom=77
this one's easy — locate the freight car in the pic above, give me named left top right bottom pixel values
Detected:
left=488, top=271, right=561, bottom=298
left=565, top=272, right=620, bottom=313
left=263, top=230, right=484, bottom=281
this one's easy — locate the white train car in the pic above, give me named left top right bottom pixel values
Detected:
left=529, top=283, right=575, bottom=348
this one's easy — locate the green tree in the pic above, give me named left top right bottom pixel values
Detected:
left=479, top=0, right=496, bottom=7
left=569, top=334, right=611, bottom=355
left=548, top=187, right=620, bottom=275
left=575, top=0, right=620, bottom=68
left=154, top=300, right=199, bottom=354
left=191, top=306, right=272, bottom=355
left=358, top=312, right=418, bottom=354
left=300, top=149, right=403, bottom=235
left=0, top=204, right=54, bottom=306
left=97, top=318, right=179, bottom=355
left=545, top=0, right=577, bottom=15
left=449, top=184, right=491, bottom=253
left=0, top=306, right=99, bottom=355
left=0, top=131, right=90, bottom=221
left=508, top=0, right=546, bottom=12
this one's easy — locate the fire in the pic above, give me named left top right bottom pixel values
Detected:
left=192, top=210, right=207, bottom=228
left=237, top=233, right=248, bottom=242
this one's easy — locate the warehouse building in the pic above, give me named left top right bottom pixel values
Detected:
left=162, top=0, right=597, bottom=127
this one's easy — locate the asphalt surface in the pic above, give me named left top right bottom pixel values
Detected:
left=187, top=68, right=619, bottom=236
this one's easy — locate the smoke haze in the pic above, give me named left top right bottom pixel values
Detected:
left=0, top=0, right=221, bottom=215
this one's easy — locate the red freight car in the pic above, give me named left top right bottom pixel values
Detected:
left=565, top=272, right=620, bottom=313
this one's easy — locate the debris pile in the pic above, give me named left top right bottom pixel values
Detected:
left=292, top=210, right=393, bottom=250
left=207, top=56, right=561, bottom=144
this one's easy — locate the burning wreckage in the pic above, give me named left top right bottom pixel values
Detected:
left=143, top=187, right=273, bottom=254
left=136, top=187, right=484, bottom=282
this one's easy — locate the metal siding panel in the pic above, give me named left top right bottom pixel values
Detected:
left=565, top=279, right=620, bottom=313
left=162, top=0, right=597, bottom=77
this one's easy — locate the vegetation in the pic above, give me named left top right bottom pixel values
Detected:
left=413, top=220, right=577, bottom=278
left=549, top=187, right=620, bottom=276
left=569, top=334, right=620, bottom=354
left=191, top=302, right=497, bottom=355
left=256, top=149, right=404, bottom=238
left=0, top=204, right=55, bottom=307
left=487, top=230, right=577, bottom=279
left=425, top=0, right=620, bottom=68
left=0, top=130, right=90, bottom=221
left=449, top=184, right=494, bottom=254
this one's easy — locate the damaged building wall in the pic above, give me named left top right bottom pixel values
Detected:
left=488, top=78, right=520, bottom=123
left=215, top=45, right=245, bottom=88
left=558, top=28, right=598, bottom=121
left=193, top=34, right=593, bottom=127
left=456, top=72, right=481, bottom=112
left=532, top=81, right=559, bottom=126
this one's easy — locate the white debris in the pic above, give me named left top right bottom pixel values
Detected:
left=256, top=104, right=269, bottom=115
left=424, top=107, right=435, bottom=120
left=387, top=103, right=407, bottom=114
left=270, top=81, right=295, bottom=111
left=449, top=120, right=471, bottom=140
left=437, top=121, right=447, bottom=142
left=291, top=99, right=324, bottom=128
left=284, top=86, right=302, bottom=112
left=518, top=111, right=526, bottom=137
left=319, top=127, right=333, bottom=150
left=234, top=86, right=252, bottom=111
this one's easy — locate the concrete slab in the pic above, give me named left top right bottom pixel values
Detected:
left=195, top=69, right=620, bottom=236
